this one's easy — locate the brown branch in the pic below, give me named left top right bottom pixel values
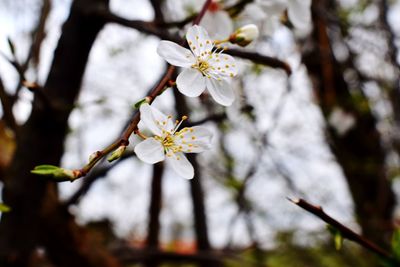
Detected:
left=156, top=0, right=254, bottom=28
left=289, top=197, right=393, bottom=259
left=185, top=113, right=227, bottom=127
left=0, top=77, right=16, bottom=131
left=65, top=150, right=135, bottom=206
left=54, top=0, right=214, bottom=182
left=97, top=12, right=292, bottom=74
left=144, top=162, right=164, bottom=267
left=0, top=52, right=53, bottom=109
left=224, top=49, right=292, bottom=75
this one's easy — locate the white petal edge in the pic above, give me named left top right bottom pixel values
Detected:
left=167, top=153, right=194, bottom=179
left=206, top=78, right=235, bottom=106
left=157, top=41, right=195, bottom=67
left=200, top=11, right=233, bottom=40
left=134, top=138, right=165, bottom=164
left=139, top=104, right=163, bottom=136
left=287, top=0, right=311, bottom=29
left=176, top=68, right=206, bottom=97
left=148, top=104, right=175, bottom=133
left=176, top=126, right=213, bottom=153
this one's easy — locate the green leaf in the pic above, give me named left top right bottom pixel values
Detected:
left=327, top=225, right=343, bottom=250
left=0, top=203, right=11, bottom=212
left=334, top=231, right=343, bottom=250
left=31, top=165, right=75, bottom=182
left=391, top=228, right=400, bottom=261
left=134, top=98, right=149, bottom=109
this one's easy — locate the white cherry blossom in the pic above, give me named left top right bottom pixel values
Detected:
left=134, top=104, right=213, bottom=179
left=243, top=0, right=311, bottom=34
left=157, top=25, right=238, bottom=106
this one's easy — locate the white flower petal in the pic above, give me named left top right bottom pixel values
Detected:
left=209, top=53, right=238, bottom=78
left=287, top=0, right=311, bottom=29
left=139, top=104, right=163, bottom=136
left=257, top=0, right=286, bottom=16
left=157, top=41, right=195, bottom=67
left=167, top=153, right=194, bottom=179
left=149, top=105, right=175, bottom=133
left=134, top=138, right=165, bottom=164
left=206, top=78, right=235, bottom=106
left=201, top=11, right=233, bottom=39
left=140, top=104, right=174, bottom=134
left=176, top=68, right=206, bottom=97
left=176, top=126, right=212, bottom=153
left=186, top=25, right=213, bottom=58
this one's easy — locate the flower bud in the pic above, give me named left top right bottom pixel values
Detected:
left=229, top=24, right=259, bottom=47
left=107, top=145, right=126, bottom=162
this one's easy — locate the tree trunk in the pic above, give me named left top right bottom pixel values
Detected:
left=0, top=0, right=120, bottom=266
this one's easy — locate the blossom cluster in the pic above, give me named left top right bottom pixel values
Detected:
left=133, top=0, right=312, bottom=179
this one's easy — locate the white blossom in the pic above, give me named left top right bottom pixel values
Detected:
left=230, top=24, right=260, bottom=46
left=134, top=104, right=212, bottom=179
left=157, top=25, right=238, bottom=106
left=243, top=0, right=311, bottom=34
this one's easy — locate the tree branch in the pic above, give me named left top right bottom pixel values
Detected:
left=289, top=197, right=393, bottom=260
left=0, top=77, right=17, bottom=131
left=97, top=11, right=292, bottom=74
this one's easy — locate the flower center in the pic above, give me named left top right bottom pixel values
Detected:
left=193, top=59, right=210, bottom=75
left=162, top=134, right=175, bottom=148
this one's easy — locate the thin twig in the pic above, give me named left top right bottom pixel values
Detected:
left=288, top=197, right=393, bottom=260
left=98, top=12, right=292, bottom=74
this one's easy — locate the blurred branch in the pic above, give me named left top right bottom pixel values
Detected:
left=114, top=247, right=224, bottom=265
left=65, top=150, right=135, bottom=206
left=378, top=0, right=400, bottom=151
left=186, top=113, right=227, bottom=127
left=149, top=0, right=164, bottom=23
left=97, top=11, right=292, bottom=74
left=172, top=83, right=213, bottom=253
left=0, top=51, right=52, bottom=109
left=145, top=162, right=164, bottom=267
left=0, top=77, right=16, bottom=131
left=157, top=0, right=254, bottom=28
left=289, top=198, right=393, bottom=260
left=24, top=0, right=51, bottom=71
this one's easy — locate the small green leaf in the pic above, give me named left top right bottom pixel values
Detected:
left=31, top=165, right=75, bottom=182
left=334, top=231, right=343, bottom=250
left=134, top=97, right=150, bottom=109
left=0, top=203, right=11, bottom=212
left=327, top=225, right=343, bottom=250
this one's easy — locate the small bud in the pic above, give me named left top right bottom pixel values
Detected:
left=107, top=145, right=126, bottom=162
left=229, top=24, right=259, bottom=47
left=31, top=165, right=77, bottom=182
left=89, top=151, right=102, bottom=163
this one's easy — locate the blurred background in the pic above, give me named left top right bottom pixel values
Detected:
left=0, top=0, right=400, bottom=266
